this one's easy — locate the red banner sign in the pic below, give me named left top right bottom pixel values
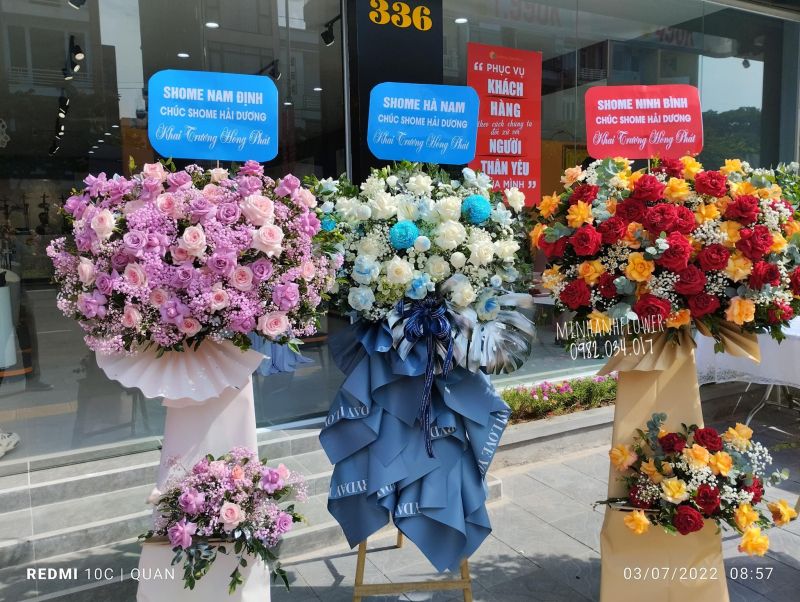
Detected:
left=585, top=84, right=703, bottom=159
left=467, top=43, right=542, bottom=204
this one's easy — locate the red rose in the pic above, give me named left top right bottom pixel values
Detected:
left=597, top=272, right=618, bottom=299
left=697, top=244, right=730, bottom=271
left=538, top=236, right=568, bottom=259
left=632, top=174, right=666, bottom=201
left=749, top=261, right=781, bottom=290
left=658, top=432, right=687, bottom=454
left=628, top=485, right=655, bottom=509
left=694, top=484, right=721, bottom=516
left=570, top=224, right=603, bottom=256
left=657, top=232, right=693, bottom=272
left=673, top=205, right=697, bottom=235
left=767, top=301, right=793, bottom=324
left=597, top=216, right=627, bottom=244
left=643, top=204, right=678, bottom=235
left=672, top=504, right=705, bottom=535
left=569, top=184, right=599, bottom=205
left=725, top=195, right=760, bottom=224
left=791, top=267, right=800, bottom=296
left=736, top=225, right=773, bottom=261
left=615, top=199, right=647, bottom=223
left=559, top=279, right=591, bottom=310
left=674, top=265, right=707, bottom=296
left=633, top=293, right=671, bottom=323
left=693, top=427, right=723, bottom=452
left=688, top=292, right=721, bottom=318
left=694, top=170, right=728, bottom=197
left=742, top=477, right=764, bottom=504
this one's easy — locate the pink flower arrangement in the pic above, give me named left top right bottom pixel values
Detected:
left=144, top=447, right=307, bottom=592
left=48, top=161, right=334, bottom=354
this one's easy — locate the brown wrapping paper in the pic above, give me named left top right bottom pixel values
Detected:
left=599, top=325, right=759, bottom=602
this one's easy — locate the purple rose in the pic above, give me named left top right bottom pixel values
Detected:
left=122, top=230, right=148, bottom=257
left=75, top=230, right=94, bottom=252
left=170, top=265, right=196, bottom=289
left=167, top=517, right=197, bottom=550
left=192, top=458, right=210, bottom=475
left=188, top=197, right=215, bottom=224
left=139, top=177, right=163, bottom=203
left=83, top=173, right=107, bottom=197
left=110, top=251, right=130, bottom=272
left=260, top=468, right=284, bottom=494
left=64, top=194, right=88, bottom=219
left=236, top=175, right=262, bottom=197
left=160, top=297, right=190, bottom=325
left=207, top=252, right=237, bottom=277
left=94, top=272, right=117, bottom=295
left=76, top=291, right=107, bottom=318
left=274, top=174, right=300, bottom=198
left=216, top=202, right=241, bottom=225
left=298, top=212, right=321, bottom=237
left=250, top=258, right=274, bottom=282
left=274, top=511, right=293, bottom=534
left=273, top=282, right=300, bottom=311
left=105, top=176, right=132, bottom=203
left=239, top=160, right=264, bottom=177
left=178, top=488, right=206, bottom=514
left=167, top=170, right=193, bottom=191
left=146, top=233, right=169, bottom=256
left=228, top=314, right=256, bottom=333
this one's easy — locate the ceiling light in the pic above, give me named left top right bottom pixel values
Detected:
left=283, top=100, right=293, bottom=106
left=62, top=67, right=74, bottom=80
left=72, top=62, right=81, bottom=73
left=91, top=145, right=98, bottom=149
left=177, top=52, right=190, bottom=58
left=320, top=14, right=341, bottom=47
left=205, top=21, right=220, bottom=28
left=313, top=87, right=323, bottom=92
left=70, top=35, right=84, bottom=61
left=58, top=94, right=70, bottom=118
left=454, top=18, right=468, bottom=24
left=111, top=124, right=119, bottom=128
left=67, top=0, right=87, bottom=9
left=104, top=132, right=111, bottom=136
left=97, top=138, right=104, bottom=143
left=88, top=151, right=94, bottom=154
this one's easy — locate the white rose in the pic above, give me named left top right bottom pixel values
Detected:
left=450, top=281, right=477, bottom=307
left=335, top=196, right=360, bottom=221
left=396, top=197, right=420, bottom=222
left=386, top=175, right=399, bottom=189
left=240, top=195, right=275, bottom=226
left=368, top=191, right=398, bottom=220
left=355, top=204, right=372, bottom=220
left=424, top=255, right=451, bottom=281
left=414, top=236, right=431, bottom=252
left=450, top=251, right=467, bottom=269
left=467, top=240, right=495, bottom=266
left=77, top=257, right=96, bottom=286
left=504, top=187, right=526, bottom=212
left=209, top=167, right=229, bottom=183
left=90, top=209, right=116, bottom=240
left=434, top=220, right=467, bottom=251
left=385, top=256, right=414, bottom=285
left=406, top=174, right=433, bottom=197
left=435, top=196, right=462, bottom=221
left=495, top=239, right=521, bottom=261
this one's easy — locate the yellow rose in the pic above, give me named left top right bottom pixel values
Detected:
left=739, top=527, right=769, bottom=556
left=660, top=477, right=689, bottom=504
left=783, top=219, right=800, bottom=238
left=708, top=451, right=733, bottom=476
left=720, top=220, right=742, bottom=247
left=587, top=310, right=612, bottom=334
left=628, top=170, right=645, bottom=188
left=730, top=180, right=757, bottom=197
left=625, top=252, right=655, bottom=283
left=664, top=177, right=691, bottom=202
left=725, top=251, right=752, bottom=282
left=538, top=192, right=561, bottom=218
left=661, top=462, right=674, bottom=475
left=624, top=509, right=651, bottom=535
left=734, top=503, right=760, bottom=532
left=666, top=309, right=692, bottom=329
left=726, top=296, right=756, bottom=325
left=680, top=156, right=703, bottom=180
left=541, top=266, right=564, bottom=290
left=561, top=166, right=582, bottom=187
left=529, top=223, right=546, bottom=249
left=756, top=184, right=782, bottom=199
left=767, top=499, right=798, bottom=526
left=566, top=200, right=593, bottom=228
left=694, top=202, right=720, bottom=224
left=682, top=443, right=711, bottom=470
left=720, top=159, right=743, bottom=175
left=609, top=443, right=637, bottom=471
left=578, top=260, right=605, bottom=285
left=771, top=232, right=788, bottom=253
left=606, top=198, right=618, bottom=215
left=716, top=195, right=731, bottom=213
left=622, top=222, right=644, bottom=249
left=639, top=458, right=664, bottom=484
left=723, top=423, right=753, bottom=451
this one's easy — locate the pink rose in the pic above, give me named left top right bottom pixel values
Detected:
left=219, top=501, right=245, bottom=532
left=156, top=193, right=183, bottom=218
left=170, top=245, right=191, bottom=264
left=150, top=288, right=169, bottom=306
left=230, top=265, right=254, bottom=291
left=90, top=209, right=115, bottom=240
left=123, top=263, right=147, bottom=287
left=77, top=257, right=96, bottom=286
left=121, top=304, right=142, bottom=328
left=179, top=225, right=207, bottom=257
left=293, top=188, right=317, bottom=208
left=257, top=311, right=289, bottom=338
left=209, top=167, right=229, bottom=183
left=301, top=261, right=317, bottom=281
left=208, top=287, right=230, bottom=311
left=240, top=195, right=275, bottom=226
left=142, top=162, right=168, bottom=183
left=251, top=224, right=284, bottom=257
left=177, top=317, right=202, bottom=337
left=202, top=183, right=226, bottom=204
left=230, top=465, right=245, bottom=481
left=276, top=463, right=290, bottom=480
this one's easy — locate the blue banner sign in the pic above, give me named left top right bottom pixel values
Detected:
left=147, top=69, right=278, bottom=162
left=367, top=82, right=479, bottom=164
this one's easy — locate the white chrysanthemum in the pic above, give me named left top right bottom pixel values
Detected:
left=360, top=175, right=386, bottom=198
left=396, top=196, right=420, bottom=221
left=436, top=196, right=462, bottom=221
left=494, top=239, right=520, bottom=261
left=504, top=187, right=525, bottom=212
left=468, top=239, right=495, bottom=266
left=335, top=196, right=360, bottom=221
left=406, top=174, right=433, bottom=197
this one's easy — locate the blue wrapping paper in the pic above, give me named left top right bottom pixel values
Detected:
left=320, top=321, right=510, bottom=572
left=247, top=334, right=312, bottom=375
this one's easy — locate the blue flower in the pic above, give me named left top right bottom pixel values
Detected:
left=348, top=286, right=375, bottom=311
left=321, top=216, right=336, bottom=232
left=353, top=255, right=380, bottom=285
left=406, top=272, right=435, bottom=300
left=476, top=290, right=501, bottom=321
left=389, top=221, right=420, bottom=250
left=461, top=194, right=492, bottom=225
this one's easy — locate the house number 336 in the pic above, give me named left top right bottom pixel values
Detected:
left=368, top=1, right=433, bottom=31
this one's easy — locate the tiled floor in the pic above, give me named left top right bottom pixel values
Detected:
left=273, top=407, right=800, bottom=601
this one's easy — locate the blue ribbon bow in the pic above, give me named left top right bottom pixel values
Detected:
left=399, top=297, right=455, bottom=457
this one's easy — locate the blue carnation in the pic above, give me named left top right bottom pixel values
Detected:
left=321, top=216, right=336, bottom=232
left=389, top=221, right=420, bottom=250
left=461, top=194, right=492, bottom=224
